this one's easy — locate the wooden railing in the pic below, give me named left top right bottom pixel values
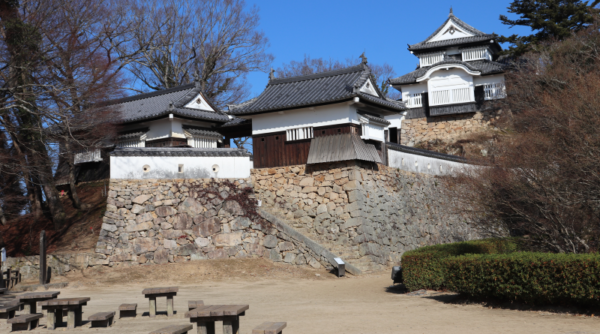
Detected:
left=406, top=93, right=422, bottom=108
left=430, top=87, right=473, bottom=106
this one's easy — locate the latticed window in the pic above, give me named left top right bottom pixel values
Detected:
left=419, top=53, right=444, bottom=67
left=484, top=83, right=506, bottom=99
left=405, top=93, right=423, bottom=108
left=189, top=137, right=217, bottom=148
left=117, top=138, right=145, bottom=148
left=461, top=47, right=492, bottom=61
left=286, top=126, right=313, bottom=141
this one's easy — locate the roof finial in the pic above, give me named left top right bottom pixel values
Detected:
left=449, top=6, right=453, bottom=16
left=169, top=101, right=174, bottom=110
left=269, top=68, right=275, bottom=80
left=359, top=52, right=368, bottom=64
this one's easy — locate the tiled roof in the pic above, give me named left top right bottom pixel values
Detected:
left=389, top=60, right=506, bottom=85
left=410, top=35, right=496, bottom=52
left=110, top=147, right=251, bottom=157
left=101, top=83, right=229, bottom=124
left=408, top=14, right=496, bottom=52
left=306, top=133, right=382, bottom=165
left=182, top=126, right=223, bottom=138
left=220, top=117, right=251, bottom=128
left=228, top=64, right=406, bottom=115
left=358, top=112, right=391, bottom=126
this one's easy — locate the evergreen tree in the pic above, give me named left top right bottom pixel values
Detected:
left=499, top=0, right=600, bottom=56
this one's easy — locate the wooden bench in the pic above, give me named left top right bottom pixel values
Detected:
left=150, top=324, right=193, bottom=334
left=0, top=301, right=20, bottom=319
left=188, top=300, right=204, bottom=311
left=119, top=303, right=137, bottom=318
left=89, top=311, right=115, bottom=328
left=7, top=313, right=43, bottom=331
left=252, top=322, right=287, bottom=334
left=142, top=287, right=178, bottom=317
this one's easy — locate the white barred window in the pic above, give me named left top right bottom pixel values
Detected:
left=189, top=137, right=218, bottom=148
left=484, top=83, right=506, bottom=100
left=286, top=126, right=314, bottom=141
left=405, top=93, right=423, bottom=108
left=419, top=52, right=444, bottom=67
left=462, top=47, right=492, bottom=61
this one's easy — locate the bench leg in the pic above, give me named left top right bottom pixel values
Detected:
left=23, top=301, right=36, bottom=314
left=91, top=319, right=112, bottom=328
left=223, top=316, right=239, bottom=334
left=149, top=297, right=156, bottom=317
left=67, top=309, right=76, bottom=329
left=196, top=321, right=215, bottom=334
left=47, top=310, right=57, bottom=330
left=120, top=310, right=136, bottom=318
left=0, top=310, right=15, bottom=319
left=31, top=318, right=39, bottom=330
left=12, top=323, right=30, bottom=331
left=166, top=296, right=174, bottom=316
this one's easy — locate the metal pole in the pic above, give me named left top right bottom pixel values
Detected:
left=39, top=230, right=46, bottom=285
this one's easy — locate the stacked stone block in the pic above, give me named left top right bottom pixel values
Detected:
left=95, top=179, right=330, bottom=269
left=251, top=162, right=478, bottom=272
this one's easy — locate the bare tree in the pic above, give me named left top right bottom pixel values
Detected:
left=447, top=24, right=600, bottom=253
left=275, top=55, right=401, bottom=99
left=0, top=0, right=133, bottom=227
left=125, top=0, right=273, bottom=108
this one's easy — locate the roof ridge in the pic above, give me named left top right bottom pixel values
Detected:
left=269, top=63, right=368, bottom=85
left=103, top=83, right=195, bottom=106
left=411, top=14, right=487, bottom=48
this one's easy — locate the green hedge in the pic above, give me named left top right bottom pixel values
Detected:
left=402, top=238, right=519, bottom=291
left=445, top=253, right=600, bottom=306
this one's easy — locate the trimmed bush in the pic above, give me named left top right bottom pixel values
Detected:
left=445, top=252, right=600, bottom=306
left=402, top=238, right=519, bottom=291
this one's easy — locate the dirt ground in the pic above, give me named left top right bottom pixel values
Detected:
left=2, top=259, right=599, bottom=334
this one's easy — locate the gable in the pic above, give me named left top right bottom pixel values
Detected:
left=428, top=19, right=475, bottom=43
left=184, top=93, right=215, bottom=111
left=359, top=79, right=379, bottom=97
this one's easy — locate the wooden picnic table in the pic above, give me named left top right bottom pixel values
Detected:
left=185, top=304, right=249, bottom=334
left=39, top=297, right=90, bottom=330
left=142, top=287, right=178, bottom=317
left=17, top=291, right=60, bottom=314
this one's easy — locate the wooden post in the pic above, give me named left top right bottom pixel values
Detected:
left=166, top=295, right=174, bottom=316
left=39, top=231, right=46, bottom=285
left=149, top=297, right=156, bottom=317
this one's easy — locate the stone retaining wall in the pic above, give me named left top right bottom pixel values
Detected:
left=251, top=161, right=479, bottom=272
left=401, top=110, right=502, bottom=147
left=1, top=253, right=105, bottom=280
left=94, top=179, right=335, bottom=270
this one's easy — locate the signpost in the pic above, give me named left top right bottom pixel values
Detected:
left=39, top=231, right=46, bottom=285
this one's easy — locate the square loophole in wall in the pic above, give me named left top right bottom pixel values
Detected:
left=178, top=164, right=184, bottom=173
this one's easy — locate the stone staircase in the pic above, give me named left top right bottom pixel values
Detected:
left=264, top=208, right=384, bottom=274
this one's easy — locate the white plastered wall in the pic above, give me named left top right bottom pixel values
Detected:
left=250, top=103, right=360, bottom=135
left=359, top=79, right=379, bottom=96
left=473, top=74, right=505, bottom=86
left=110, top=156, right=251, bottom=179
left=131, top=118, right=215, bottom=142
left=184, top=93, right=215, bottom=111
left=388, top=149, right=473, bottom=176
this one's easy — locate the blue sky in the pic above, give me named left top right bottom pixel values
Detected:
left=244, top=0, right=531, bottom=97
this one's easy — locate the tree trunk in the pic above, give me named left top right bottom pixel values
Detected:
left=0, top=205, right=6, bottom=225
left=64, top=142, right=82, bottom=210
left=41, top=181, right=66, bottom=230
